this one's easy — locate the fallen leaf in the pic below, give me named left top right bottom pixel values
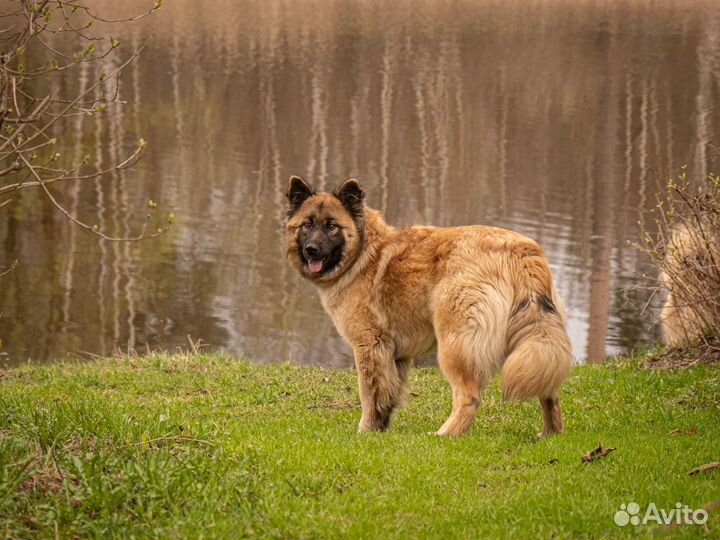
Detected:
left=689, top=462, right=720, bottom=476
left=667, top=427, right=698, bottom=436
left=581, top=443, right=616, bottom=463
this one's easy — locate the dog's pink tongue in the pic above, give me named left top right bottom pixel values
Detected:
left=308, top=259, right=324, bottom=273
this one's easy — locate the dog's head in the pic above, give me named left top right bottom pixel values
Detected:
left=285, top=176, right=365, bottom=283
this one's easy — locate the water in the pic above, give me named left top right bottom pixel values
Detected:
left=1, top=0, right=719, bottom=367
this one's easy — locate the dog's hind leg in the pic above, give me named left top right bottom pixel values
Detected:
left=435, top=337, right=484, bottom=437
left=538, top=396, right=563, bottom=438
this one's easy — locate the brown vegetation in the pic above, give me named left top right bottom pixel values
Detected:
left=637, top=166, right=720, bottom=350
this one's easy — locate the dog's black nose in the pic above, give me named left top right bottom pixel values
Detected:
left=305, top=243, right=319, bottom=257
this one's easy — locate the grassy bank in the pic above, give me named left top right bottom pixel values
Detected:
left=1, top=354, right=718, bottom=539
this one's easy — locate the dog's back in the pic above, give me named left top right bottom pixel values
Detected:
left=421, top=225, right=574, bottom=435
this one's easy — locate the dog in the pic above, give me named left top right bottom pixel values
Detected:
left=660, top=224, right=718, bottom=347
left=285, top=176, right=574, bottom=437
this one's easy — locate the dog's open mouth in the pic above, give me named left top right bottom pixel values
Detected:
left=303, top=245, right=342, bottom=276
left=308, top=258, right=325, bottom=273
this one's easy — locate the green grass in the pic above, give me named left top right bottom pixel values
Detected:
left=1, top=354, right=718, bottom=539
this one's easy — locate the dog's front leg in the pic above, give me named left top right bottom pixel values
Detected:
left=353, top=343, right=404, bottom=432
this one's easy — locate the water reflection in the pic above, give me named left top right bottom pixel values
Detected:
left=1, top=0, right=719, bottom=366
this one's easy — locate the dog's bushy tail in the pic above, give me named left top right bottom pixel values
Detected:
left=502, top=299, right=574, bottom=401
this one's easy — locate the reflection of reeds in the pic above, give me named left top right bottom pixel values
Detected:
left=2, top=0, right=720, bottom=363
left=60, top=62, right=89, bottom=327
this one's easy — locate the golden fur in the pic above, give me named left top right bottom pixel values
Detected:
left=660, top=225, right=717, bottom=346
left=286, top=177, right=574, bottom=436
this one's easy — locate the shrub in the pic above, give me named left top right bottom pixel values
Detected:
left=638, top=167, right=720, bottom=347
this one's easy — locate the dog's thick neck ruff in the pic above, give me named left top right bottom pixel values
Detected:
left=319, top=207, right=391, bottom=289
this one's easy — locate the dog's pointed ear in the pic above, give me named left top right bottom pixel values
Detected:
left=287, top=176, right=314, bottom=214
left=334, top=178, right=364, bottom=217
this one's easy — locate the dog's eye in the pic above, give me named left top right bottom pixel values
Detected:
left=326, top=222, right=338, bottom=231
left=302, top=221, right=313, bottom=230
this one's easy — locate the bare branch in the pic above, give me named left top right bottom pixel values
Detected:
left=14, top=41, right=148, bottom=152
left=0, top=140, right=144, bottom=194
left=15, top=148, right=167, bottom=242
left=0, top=2, right=167, bottom=244
left=0, top=94, right=51, bottom=153
left=0, top=259, right=17, bottom=277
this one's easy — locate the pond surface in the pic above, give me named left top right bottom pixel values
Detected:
left=1, top=0, right=719, bottom=367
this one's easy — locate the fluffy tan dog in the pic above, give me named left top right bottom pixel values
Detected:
left=660, top=225, right=719, bottom=346
left=285, top=176, right=574, bottom=437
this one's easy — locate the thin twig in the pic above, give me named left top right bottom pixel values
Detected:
left=14, top=41, right=148, bottom=152
left=15, top=149, right=165, bottom=241
left=0, top=142, right=144, bottom=194
left=0, top=259, right=18, bottom=277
